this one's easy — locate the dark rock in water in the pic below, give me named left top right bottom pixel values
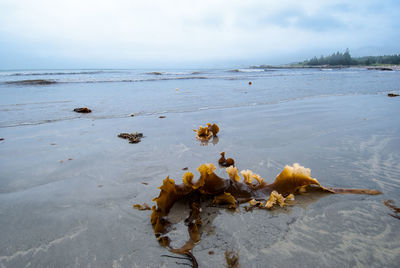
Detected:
left=118, top=132, right=143, bottom=143
left=367, top=67, right=393, bottom=71
left=388, top=93, right=400, bottom=97
left=0, top=138, right=4, bottom=141
left=159, top=116, right=166, bottom=118
left=6, top=79, right=57, bottom=85
left=146, top=72, right=163, bottom=75
left=73, top=107, right=92, bottom=113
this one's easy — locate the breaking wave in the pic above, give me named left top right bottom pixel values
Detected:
left=6, top=70, right=119, bottom=76
left=3, top=76, right=210, bottom=85
left=228, top=68, right=265, bottom=73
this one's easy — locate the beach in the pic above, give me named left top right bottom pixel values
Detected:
left=1, top=68, right=400, bottom=267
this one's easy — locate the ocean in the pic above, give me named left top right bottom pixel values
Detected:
left=0, top=67, right=399, bottom=267
left=0, top=67, right=398, bottom=128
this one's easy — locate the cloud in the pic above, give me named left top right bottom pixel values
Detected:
left=0, top=0, right=399, bottom=68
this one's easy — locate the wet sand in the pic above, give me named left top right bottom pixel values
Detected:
left=1, top=93, right=400, bottom=267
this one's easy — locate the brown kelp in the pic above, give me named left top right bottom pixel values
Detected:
left=133, top=203, right=151, bottom=210
left=383, top=200, right=400, bottom=219
left=118, top=132, right=143, bottom=143
left=194, top=123, right=219, bottom=141
left=147, top=161, right=381, bottom=267
left=218, top=152, right=235, bottom=167
left=225, top=250, right=239, bottom=268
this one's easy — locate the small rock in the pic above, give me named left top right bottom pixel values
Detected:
left=367, top=67, right=393, bottom=71
left=388, top=93, right=399, bottom=97
left=73, top=107, right=92, bottom=113
left=159, top=116, right=166, bottom=118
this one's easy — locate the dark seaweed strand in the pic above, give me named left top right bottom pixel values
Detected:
left=185, top=251, right=198, bottom=268
left=389, top=214, right=400, bottom=220
left=161, top=255, right=192, bottom=261
left=175, top=261, right=193, bottom=266
left=384, top=200, right=400, bottom=220
left=161, top=254, right=194, bottom=267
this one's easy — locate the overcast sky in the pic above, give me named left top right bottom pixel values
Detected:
left=0, top=0, right=399, bottom=69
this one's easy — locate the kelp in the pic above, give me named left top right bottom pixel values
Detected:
left=133, top=203, right=151, bottom=210
left=194, top=123, right=219, bottom=141
left=118, top=132, right=143, bottom=143
left=383, top=200, right=400, bottom=220
left=213, top=192, right=236, bottom=209
left=245, top=192, right=295, bottom=211
left=225, top=250, right=239, bottom=268
left=265, top=191, right=294, bottom=209
left=218, top=152, right=235, bottom=167
left=146, top=161, right=381, bottom=267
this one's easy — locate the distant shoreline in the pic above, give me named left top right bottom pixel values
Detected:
left=249, top=64, right=400, bottom=71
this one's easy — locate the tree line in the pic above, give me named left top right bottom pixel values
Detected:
left=304, top=49, right=400, bottom=66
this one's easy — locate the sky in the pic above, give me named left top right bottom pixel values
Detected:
left=0, top=0, right=399, bottom=69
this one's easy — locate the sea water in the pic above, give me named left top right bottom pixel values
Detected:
left=0, top=68, right=398, bottom=128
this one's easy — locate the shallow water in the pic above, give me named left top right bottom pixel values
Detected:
left=0, top=68, right=400, bottom=267
left=0, top=68, right=398, bottom=128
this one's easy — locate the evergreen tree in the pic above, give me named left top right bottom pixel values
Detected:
left=304, top=50, right=399, bottom=66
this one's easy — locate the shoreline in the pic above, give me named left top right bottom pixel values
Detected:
left=249, top=64, right=400, bottom=71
